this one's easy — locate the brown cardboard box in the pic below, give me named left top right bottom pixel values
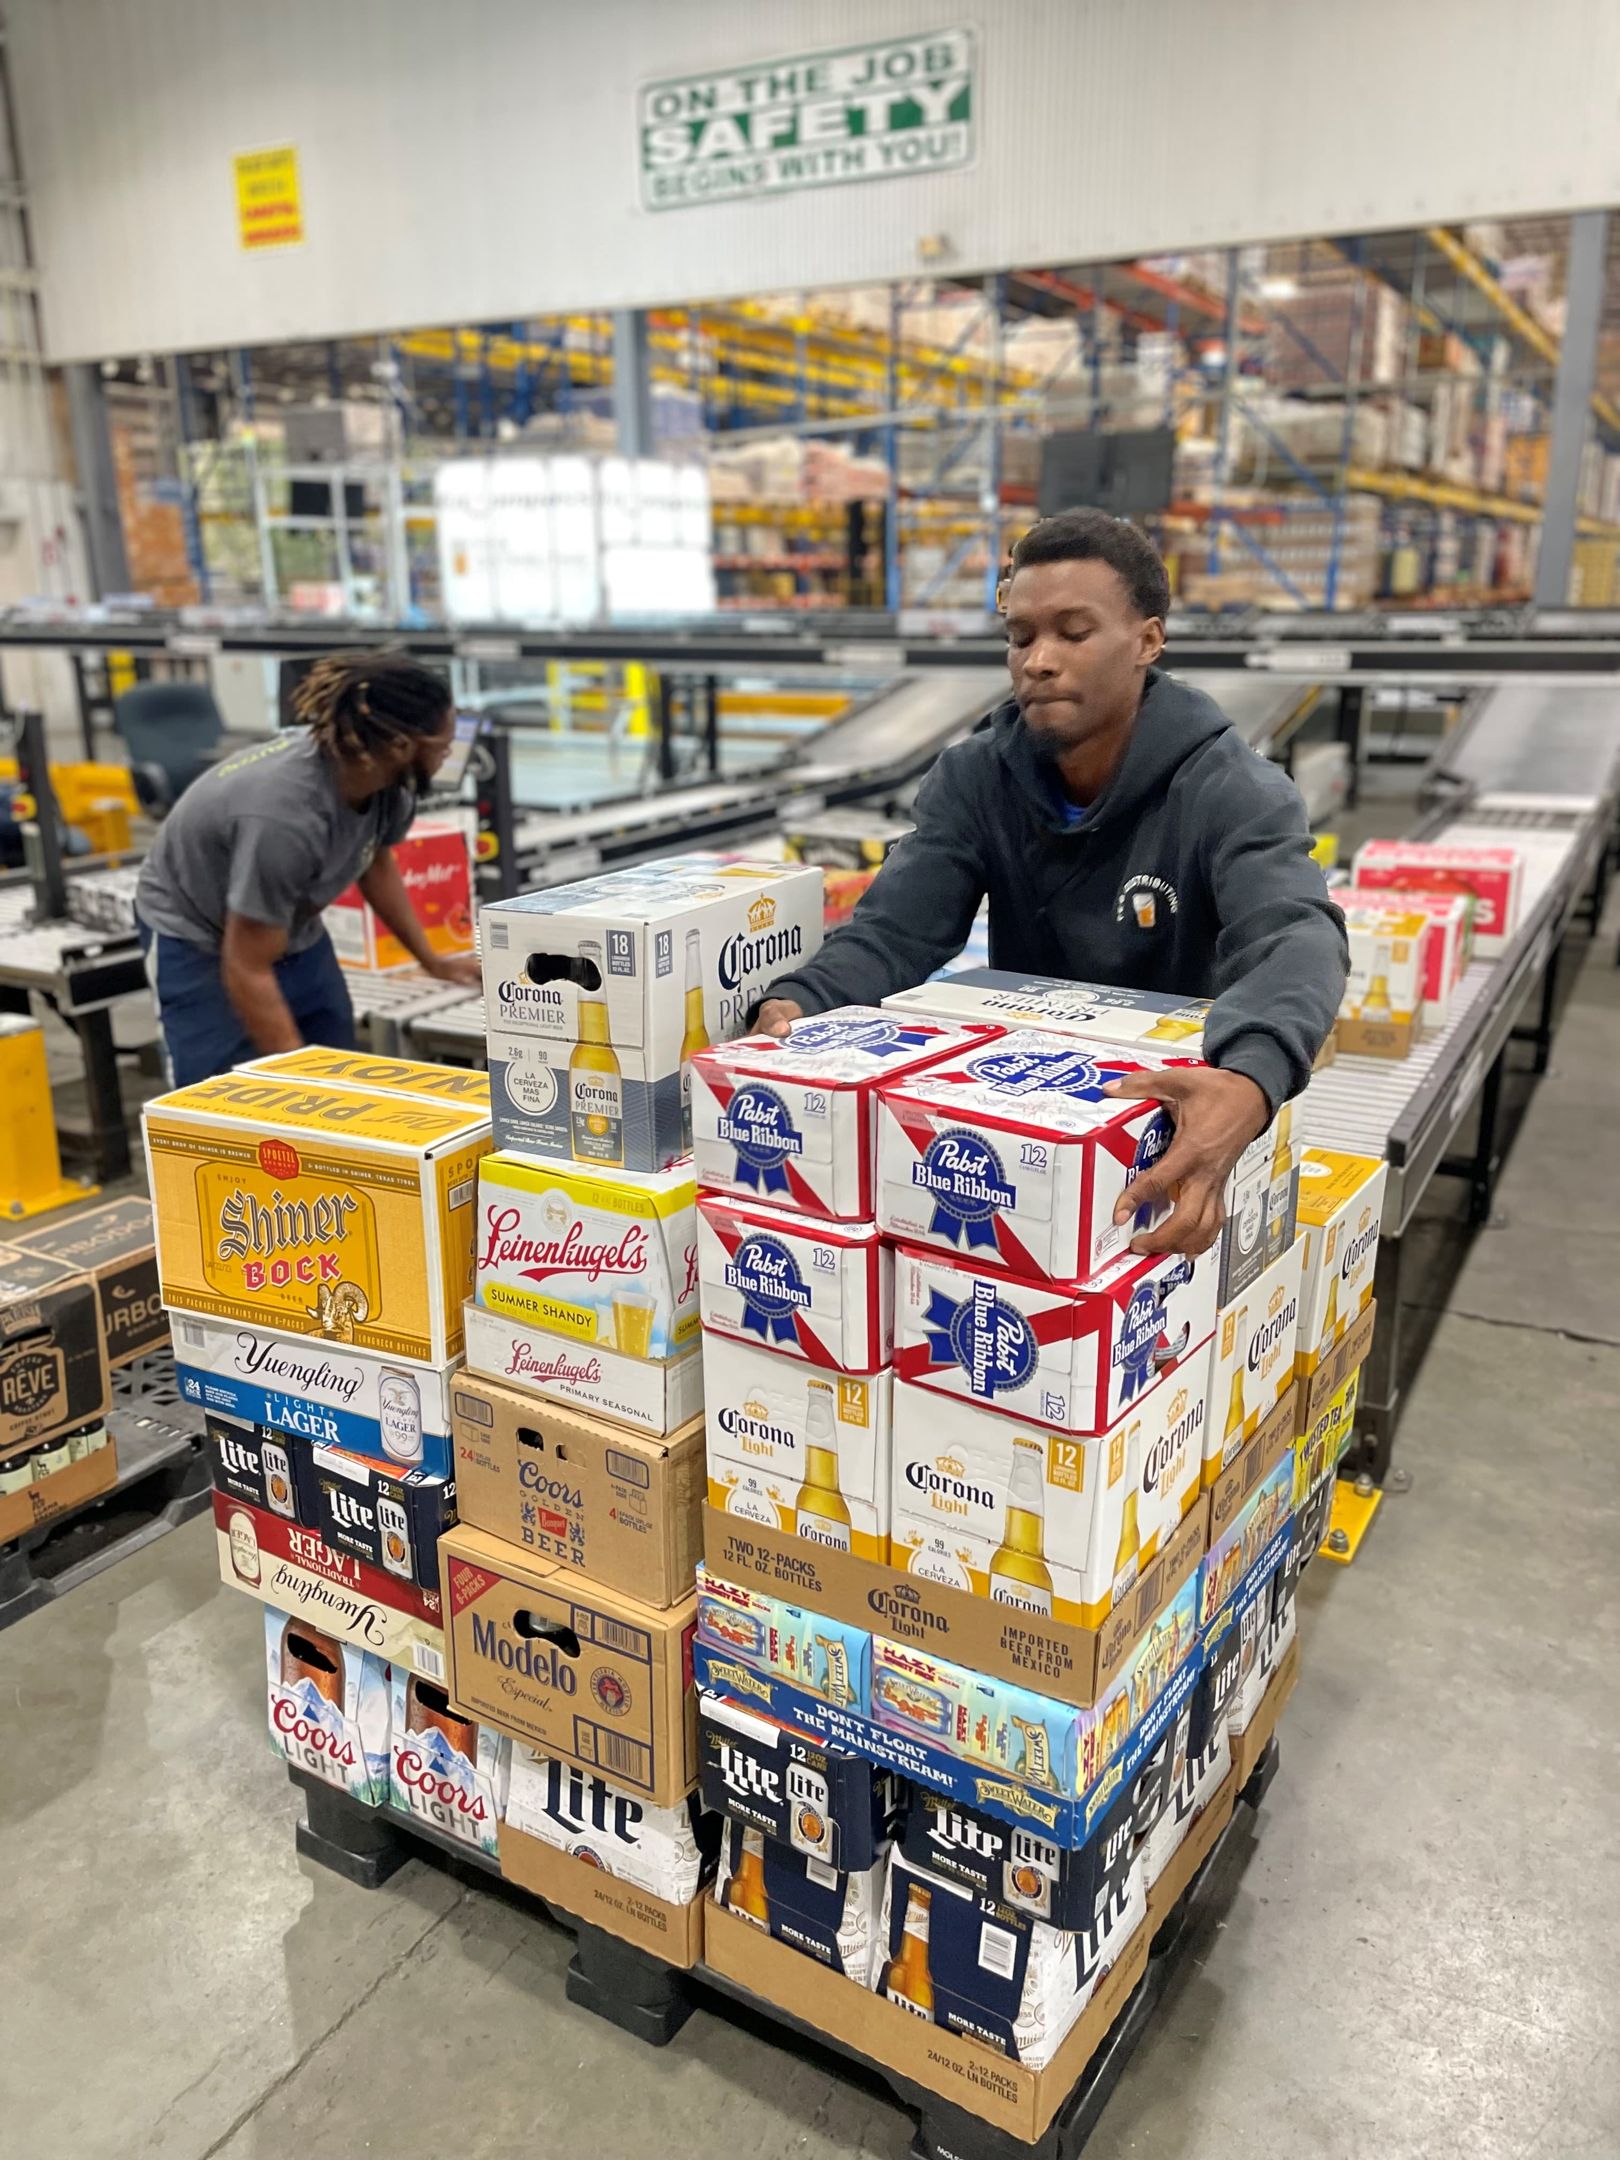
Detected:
left=1144, top=1766, right=1237, bottom=1931
left=0, top=1255, right=110, bottom=1462
left=702, top=1491, right=1204, bottom=1708
left=450, top=1372, right=704, bottom=1608
left=0, top=1434, right=118, bottom=1543
left=1294, top=1302, right=1377, bottom=1436
left=1206, top=1387, right=1298, bottom=1550
left=440, top=1526, right=698, bottom=1807
left=705, top=1898, right=1149, bottom=2143
left=1231, top=1637, right=1300, bottom=1788
left=15, top=1197, right=166, bottom=1368
left=496, top=1822, right=705, bottom=1967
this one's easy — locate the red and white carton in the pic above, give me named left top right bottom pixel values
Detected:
left=1338, top=885, right=1471, bottom=1027
left=689, top=1007, right=989, bottom=1223
left=876, top=1031, right=1176, bottom=1282
left=388, top=1664, right=512, bottom=1859
left=326, top=816, right=475, bottom=973
left=697, top=1191, right=891, bottom=1373
left=1351, top=838, right=1523, bottom=958
left=263, top=1604, right=392, bottom=1805
left=463, top=1298, right=702, bottom=1438
left=894, top=1241, right=1217, bottom=1438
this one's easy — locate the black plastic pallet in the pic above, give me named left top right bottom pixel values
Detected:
left=291, top=1738, right=1280, bottom=2157
left=0, top=1348, right=210, bottom=1629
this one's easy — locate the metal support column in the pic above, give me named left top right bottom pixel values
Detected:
left=64, top=365, right=130, bottom=598
left=612, top=310, right=654, bottom=460
left=701, top=673, right=719, bottom=777
left=1535, top=209, right=1609, bottom=608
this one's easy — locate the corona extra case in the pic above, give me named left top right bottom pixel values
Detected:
left=1203, top=1235, right=1305, bottom=1484
left=263, top=1605, right=391, bottom=1805
left=474, top=1153, right=697, bottom=1363
left=689, top=1008, right=986, bottom=1222
left=883, top=969, right=1210, bottom=1053
left=1294, top=1151, right=1387, bottom=1370
left=697, top=1192, right=891, bottom=1374
left=142, top=1072, right=491, bottom=1366
left=479, top=855, right=824, bottom=1172
left=702, top=1329, right=892, bottom=1560
left=893, top=1240, right=1216, bottom=1437
left=1351, top=837, right=1523, bottom=958
left=875, top=1031, right=1180, bottom=1281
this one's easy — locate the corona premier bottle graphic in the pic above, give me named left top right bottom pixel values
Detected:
left=1142, top=1011, right=1203, bottom=1042
left=881, top=1883, right=935, bottom=2017
left=725, top=1824, right=771, bottom=1924
left=1361, top=941, right=1393, bottom=1021
left=679, top=926, right=709, bottom=1153
left=569, top=937, right=624, bottom=1167
left=794, top=1379, right=852, bottom=1550
left=1112, top=1422, right=1143, bottom=1601
left=989, top=1438, right=1054, bottom=1612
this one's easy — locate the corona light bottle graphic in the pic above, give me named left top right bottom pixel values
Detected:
left=1361, top=940, right=1393, bottom=1021
left=725, top=1824, right=771, bottom=1925
left=569, top=938, right=624, bottom=1167
left=1112, top=1421, right=1143, bottom=1601
left=881, top=1883, right=935, bottom=2017
left=679, top=926, right=709, bottom=1153
left=794, top=1379, right=852, bottom=1550
left=1224, top=1312, right=1249, bottom=1440
left=989, top=1438, right=1054, bottom=1612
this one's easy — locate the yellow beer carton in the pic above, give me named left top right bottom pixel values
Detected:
left=143, top=1071, right=492, bottom=1365
left=240, top=1046, right=491, bottom=1110
left=1294, top=1150, right=1386, bottom=1372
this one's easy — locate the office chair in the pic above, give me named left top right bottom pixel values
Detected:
left=113, top=681, right=226, bottom=816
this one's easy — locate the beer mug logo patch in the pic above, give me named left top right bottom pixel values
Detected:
left=921, top=1275, right=1038, bottom=1400
left=1115, top=874, right=1178, bottom=930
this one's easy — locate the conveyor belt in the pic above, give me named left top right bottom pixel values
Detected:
left=1176, top=673, right=1321, bottom=755
left=1426, top=682, right=1620, bottom=803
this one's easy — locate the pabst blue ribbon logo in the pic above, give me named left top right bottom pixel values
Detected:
left=716, top=1083, right=802, bottom=1195
left=1112, top=1257, right=1195, bottom=1400
left=922, top=1277, right=1038, bottom=1399
left=724, top=1233, right=811, bottom=1345
left=1130, top=1112, right=1173, bottom=1231
left=785, top=1016, right=939, bottom=1060
left=963, top=1048, right=1105, bottom=1098
left=911, top=1128, right=1015, bottom=1249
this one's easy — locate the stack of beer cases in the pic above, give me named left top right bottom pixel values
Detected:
left=146, top=1047, right=500, bottom=1831
left=688, top=1006, right=989, bottom=1977
left=435, top=857, right=825, bottom=1931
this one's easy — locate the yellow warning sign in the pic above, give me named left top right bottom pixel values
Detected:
left=234, top=145, right=304, bottom=252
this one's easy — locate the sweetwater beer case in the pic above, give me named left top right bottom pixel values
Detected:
left=714, top=1814, right=887, bottom=1983
left=875, top=1848, right=1146, bottom=2067
left=1204, top=1235, right=1304, bottom=1482
left=173, top=1313, right=459, bottom=1479
left=0, top=1255, right=110, bottom=1462
left=14, top=1196, right=166, bottom=1369
left=388, top=1663, right=511, bottom=1857
left=703, top=1330, right=893, bottom=1560
left=474, top=1152, right=698, bottom=1363
left=295, top=1442, right=455, bottom=1591
left=697, top=1192, right=892, bottom=1374
left=884, top=970, right=1210, bottom=1052
left=480, top=855, right=824, bottom=1173
left=689, top=1008, right=985, bottom=1221
left=503, top=1742, right=715, bottom=1902
left=694, top=1565, right=872, bottom=1712
left=142, top=1071, right=491, bottom=1366
left=897, top=1775, right=1138, bottom=1932
left=263, top=1605, right=391, bottom=1805
left=698, top=1690, right=896, bottom=1872
left=893, top=1240, right=1216, bottom=1437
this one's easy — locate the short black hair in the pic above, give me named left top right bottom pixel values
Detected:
left=1008, top=511, right=1170, bottom=623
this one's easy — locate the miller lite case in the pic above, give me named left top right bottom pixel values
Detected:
left=874, top=1847, right=1146, bottom=2066
left=294, top=1442, right=455, bottom=1591
left=897, top=1778, right=1137, bottom=1932
left=698, top=1691, right=896, bottom=1871
left=689, top=1008, right=985, bottom=1221
left=504, top=1743, right=714, bottom=1903
left=697, top=1192, right=891, bottom=1373
left=480, top=855, right=824, bottom=1172
left=206, top=1410, right=300, bottom=1521
left=714, top=1813, right=888, bottom=1983
left=264, top=1606, right=390, bottom=1804
left=388, top=1665, right=511, bottom=1857
left=1142, top=1721, right=1231, bottom=1889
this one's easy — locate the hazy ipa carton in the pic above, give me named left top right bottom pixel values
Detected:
left=876, top=1032, right=1178, bottom=1281
left=697, top=1192, right=892, bottom=1374
left=388, top=1663, right=511, bottom=1857
left=480, top=855, right=824, bottom=1172
left=1294, top=1151, right=1386, bottom=1370
left=1352, top=837, right=1523, bottom=958
left=893, top=1241, right=1216, bottom=1437
left=142, top=1072, right=490, bottom=1365
left=884, top=969, right=1209, bottom=1052
left=689, top=1008, right=985, bottom=1221
left=474, top=1153, right=698, bottom=1363
left=1203, top=1236, right=1305, bottom=1482
left=702, top=1329, right=893, bottom=1559
left=263, top=1605, right=391, bottom=1805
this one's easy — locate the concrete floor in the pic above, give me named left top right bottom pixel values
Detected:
left=3, top=932, right=1619, bottom=2160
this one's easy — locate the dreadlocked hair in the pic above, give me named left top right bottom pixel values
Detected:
left=293, top=652, right=451, bottom=762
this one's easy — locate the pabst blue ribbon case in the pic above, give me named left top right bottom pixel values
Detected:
left=876, top=1031, right=1177, bottom=1281
left=884, top=969, right=1209, bottom=1052
left=697, top=1192, right=891, bottom=1373
left=475, top=1153, right=698, bottom=1364
left=714, top=1814, right=887, bottom=1983
left=388, top=1665, right=511, bottom=1858
left=702, top=1330, right=892, bottom=1559
left=480, top=856, right=824, bottom=1173
left=503, top=1743, right=714, bottom=1902
left=695, top=1565, right=872, bottom=1711
left=263, top=1605, right=391, bottom=1805
left=699, top=1691, right=896, bottom=1872
left=690, top=1007, right=986, bottom=1221
left=894, top=1240, right=1216, bottom=1437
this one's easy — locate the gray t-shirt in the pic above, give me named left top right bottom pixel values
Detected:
left=136, top=730, right=416, bottom=954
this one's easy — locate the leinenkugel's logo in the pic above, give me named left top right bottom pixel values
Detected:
left=921, top=1274, right=1038, bottom=1400
left=717, top=1082, right=802, bottom=1196
left=1115, top=873, right=1179, bottom=930
left=724, top=1232, right=810, bottom=1345
left=911, top=1127, right=1014, bottom=1248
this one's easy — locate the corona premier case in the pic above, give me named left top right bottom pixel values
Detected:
left=697, top=1193, right=892, bottom=1374
left=893, top=1241, right=1216, bottom=1437
left=698, top=1691, right=896, bottom=1872
left=714, top=1813, right=888, bottom=1983
left=1203, top=1236, right=1304, bottom=1482
left=1351, top=837, right=1523, bottom=957
left=388, top=1664, right=511, bottom=1857
left=1294, top=1151, right=1386, bottom=1369
left=695, top=1566, right=872, bottom=1711
left=475, top=1153, right=698, bottom=1363
left=884, top=969, right=1209, bottom=1052
left=1334, top=899, right=1431, bottom=1058
left=689, top=1008, right=985, bottom=1221
left=480, top=855, right=824, bottom=1172
left=263, top=1605, right=391, bottom=1805
left=503, top=1742, right=714, bottom=1901
left=142, top=1071, right=490, bottom=1365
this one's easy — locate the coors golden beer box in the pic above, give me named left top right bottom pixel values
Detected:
left=0, top=1253, right=110, bottom=1462
left=142, top=1070, right=491, bottom=1366
left=14, top=1197, right=165, bottom=1369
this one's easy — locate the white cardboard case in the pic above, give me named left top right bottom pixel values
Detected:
left=690, top=1008, right=986, bottom=1221
left=503, top=1742, right=710, bottom=1903
left=263, top=1604, right=391, bottom=1805
left=388, top=1664, right=512, bottom=1857
left=1203, top=1237, right=1305, bottom=1483
left=1294, top=1152, right=1387, bottom=1369
left=883, top=970, right=1209, bottom=1052
left=463, top=1299, right=703, bottom=1438
left=697, top=1191, right=891, bottom=1374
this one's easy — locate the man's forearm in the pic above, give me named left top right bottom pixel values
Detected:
left=222, top=958, right=304, bottom=1054
left=357, top=851, right=435, bottom=968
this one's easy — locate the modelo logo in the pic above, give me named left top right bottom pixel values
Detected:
left=469, top=1613, right=579, bottom=1690
left=534, top=1755, right=644, bottom=1844
left=479, top=1206, right=648, bottom=1285
left=904, top=1454, right=996, bottom=1512
left=716, top=1402, right=796, bottom=1453
left=0, top=1344, right=61, bottom=1418
left=1247, top=1295, right=1299, bottom=1373
left=233, top=1334, right=366, bottom=1403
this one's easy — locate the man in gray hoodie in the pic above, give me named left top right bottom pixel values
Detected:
left=757, top=510, right=1348, bottom=1259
